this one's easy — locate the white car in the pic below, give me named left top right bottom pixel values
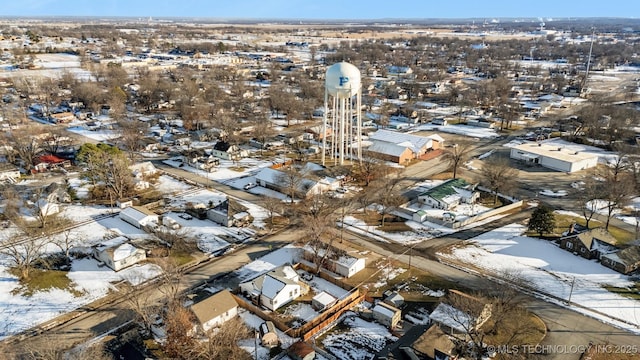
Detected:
left=336, top=187, right=348, bottom=194
left=244, top=182, right=257, bottom=190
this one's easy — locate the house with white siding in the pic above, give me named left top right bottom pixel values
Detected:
left=239, top=265, right=301, bottom=311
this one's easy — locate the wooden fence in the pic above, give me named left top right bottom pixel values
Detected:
left=231, top=289, right=364, bottom=339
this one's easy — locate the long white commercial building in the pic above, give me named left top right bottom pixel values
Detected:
left=510, top=142, right=598, bottom=173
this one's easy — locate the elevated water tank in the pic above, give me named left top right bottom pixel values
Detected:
left=325, top=62, right=361, bottom=98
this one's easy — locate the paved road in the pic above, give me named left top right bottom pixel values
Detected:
left=340, top=223, right=640, bottom=360
left=3, top=229, right=303, bottom=356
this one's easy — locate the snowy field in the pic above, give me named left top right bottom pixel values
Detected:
left=438, top=224, right=640, bottom=334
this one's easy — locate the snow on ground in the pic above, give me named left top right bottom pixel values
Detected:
left=373, top=264, right=407, bottom=289
left=283, top=303, right=320, bottom=328
left=234, top=245, right=302, bottom=282
left=298, top=270, right=350, bottom=300
left=415, top=123, right=500, bottom=139
left=155, top=175, right=193, bottom=194
left=67, top=177, right=90, bottom=199
left=163, top=156, right=273, bottom=183
left=161, top=187, right=268, bottom=245
left=66, top=127, right=120, bottom=142
left=238, top=309, right=296, bottom=355
left=0, top=258, right=162, bottom=340
left=162, top=212, right=230, bottom=253
left=439, top=224, right=640, bottom=334
left=322, top=312, right=397, bottom=360
left=539, top=189, right=568, bottom=197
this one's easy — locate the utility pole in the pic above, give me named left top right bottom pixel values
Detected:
left=567, top=276, right=576, bottom=304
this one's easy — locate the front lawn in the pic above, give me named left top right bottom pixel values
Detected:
left=10, top=268, right=82, bottom=297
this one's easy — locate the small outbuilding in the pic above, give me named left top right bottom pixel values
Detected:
left=312, top=291, right=338, bottom=312
left=383, top=291, right=405, bottom=308
left=259, top=321, right=279, bottom=347
left=288, top=341, right=316, bottom=360
left=119, top=206, right=159, bottom=229
left=372, top=302, right=402, bottom=329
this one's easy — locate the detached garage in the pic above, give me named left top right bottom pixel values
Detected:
left=510, top=142, right=598, bottom=173
left=120, top=206, right=159, bottom=228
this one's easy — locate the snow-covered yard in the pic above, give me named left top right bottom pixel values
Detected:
left=0, top=258, right=161, bottom=340
left=322, top=312, right=397, bottom=360
left=438, top=224, right=640, bottom=334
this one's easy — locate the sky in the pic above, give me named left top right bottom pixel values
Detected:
left=3, top=0, right=640, bottom=19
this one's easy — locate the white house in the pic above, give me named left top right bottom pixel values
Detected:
left=92, top=236, right=146, bottom=271
left=190, top=289, right=238, bottom=333
left=418, top=178, right=479, bottom=210
left=239, top=265, right=301, bottom=311
left=303, top=246, right=366, bottom=278
left=510, top=142, right=598, bottom=173
left=211, top=141, right=249, bottom=161
left=120, top=206, right=159, bottom=228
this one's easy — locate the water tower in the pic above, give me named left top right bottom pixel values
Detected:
left=322, top=62, right=362, bottom=166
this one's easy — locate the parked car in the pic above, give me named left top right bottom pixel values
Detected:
left=336, top=187, right=348, bottom=194
left=244, top=182, right=257, bottom=190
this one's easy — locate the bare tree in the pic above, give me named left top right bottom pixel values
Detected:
left=0, top=232, right=49, bottom=280
left=121, top=280, right=159, bottom=337
left=192, top=318, right=252, bottom=360
left=442, top=142, right=472, bottom=179
left=251, top=119, right=276, bottom=156
left=352, top=157, right=390, bottom=186
left=163, top=303, right=197, bottom=360
left=573, top=175, right=601, bottom=228
left=156, top=258, right=185, bottom=306
left=277, top=164, right=309, bottom=204
left=3, top=127, right=42, bottom=173
left=480, top=157, right=519, bottom=205
left=52, top=229, right=80, bottom=260
left=263, top=195, right=284, bottom=230
left=116, top=117, right=148, bottom=156
left=373, top=176, right=407, bottom=227
left=41, top=128, right=73, bottom=155
left=444, top=285, right=539, bottom=360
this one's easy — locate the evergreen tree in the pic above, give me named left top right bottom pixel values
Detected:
left=528, top=205, right=556, bottom=237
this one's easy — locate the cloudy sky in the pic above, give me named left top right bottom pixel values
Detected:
left=3, top=0, right=638, bottom=19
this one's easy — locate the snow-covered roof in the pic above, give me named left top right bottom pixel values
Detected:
left=369, top=129, right=432, bottom=153
left=366, top=140, right=413, bottom=157
left=429, top=303, right=474, bottom=334
left=261, top=275, right=286, bottom=299
left=313, top=291, right=337, bottom=306
left=120, top=206, right=158, bottom=222
left=112, top=243, right=140, bottom=262
left=373, top=302, right=400, bottom=318
left=95, top=236, right=129, bottom=251
left=254, top=167, right=317, bottom=192
left=335, top=255, right=362, bottom=269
